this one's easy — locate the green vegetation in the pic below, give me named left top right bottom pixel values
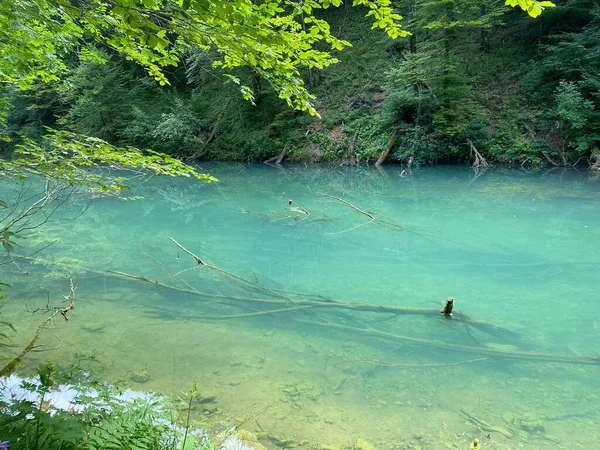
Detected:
left=0, top=362, right=224, bottom=450
left=3, top=2, right=597, bottom=450
left=4, top=1, right=590, bottom=168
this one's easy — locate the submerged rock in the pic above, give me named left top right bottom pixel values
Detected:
left=129, top=368, right=150, bottom=383
left=81, top=322, right=106, bottom=333
left=195, top=391, right=217, bottom=404
left=517, top=412, right=545, bottom=433
left=267, top=433, right=295, bottom=448
left=354, top=437, right=376, bottom=450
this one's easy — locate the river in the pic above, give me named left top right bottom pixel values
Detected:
left=2, top=164, right=599, bottom=449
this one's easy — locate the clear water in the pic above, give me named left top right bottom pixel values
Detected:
left=2, top=164, right=600, bottom=449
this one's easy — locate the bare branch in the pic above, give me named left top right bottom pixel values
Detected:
left=0, top=278, right=75, bottom=376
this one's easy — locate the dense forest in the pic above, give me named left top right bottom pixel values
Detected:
left=3, top=0, right=599, bottom=167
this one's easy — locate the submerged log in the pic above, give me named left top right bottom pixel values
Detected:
left=106, top=268, right=515, bottom=338
left=11, top=253, right=517, bottom=338
left=304, top=320, right=600, bottom=367
left=12, top=255, right=600, bottom=367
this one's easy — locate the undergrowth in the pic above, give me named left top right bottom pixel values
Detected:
left=0, top=361, right=226, bottom=450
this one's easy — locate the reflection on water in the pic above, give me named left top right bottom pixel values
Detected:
left=2, top=164, right=600, bottom=449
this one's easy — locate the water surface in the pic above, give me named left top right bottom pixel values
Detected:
left=2, top=164, right=599, bottom=449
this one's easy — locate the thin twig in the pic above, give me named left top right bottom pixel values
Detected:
left=168, top=237, right=206, bottom=265
left=318, top=192, right=375, bottom=219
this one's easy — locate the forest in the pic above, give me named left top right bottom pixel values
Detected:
left=2, top=0, right=599, bottom=167
left=2, top=2, right=600, bottom=450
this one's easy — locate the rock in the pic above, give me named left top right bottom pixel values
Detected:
left=354, top=438, right=376, bottom=450
left=237, top=430, right=258, bottom=443
left=129, top=368, right=150, bottom=383
left=195, top=392, right=217, bottom=404
left=268, top=433, right=295, bottom=448
left=202, top=405, right=218, bottom=415
left=518, top=412, right=545, bottom=433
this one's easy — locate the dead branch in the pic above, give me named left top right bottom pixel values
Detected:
left=318, top=192, right=375, bottom=220
left=168, top=237, right=206, bottom=265
left=15, top=255, right=600, bottom=366
left=301, top=319, right=600, bottom=367
left=541, top=151, right=559, bottom=166
left=263, top=148, right=287, bottom=165
left=461, top=410, right=514, bottom=439
left=0, top=278, right=75, bottom=376
left=168, top=237, right=297, bottom=303
left=287, top=199, right=310, bottom=216
left=468, top=139, right=490, bottom=169
left=338, top=354, right=488, bottom=368
left=11, top=254, right=517, bottom=338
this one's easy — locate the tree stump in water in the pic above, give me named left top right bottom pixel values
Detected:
left=440, top=297, right=454, bottom=316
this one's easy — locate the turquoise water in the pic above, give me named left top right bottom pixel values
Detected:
left=2, top=164, right=600, bottom=449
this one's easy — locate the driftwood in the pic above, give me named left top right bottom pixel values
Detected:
left=318, top=192, right=374, bottom=220
left=14, top=253, right=515, bottom=338
left=263, top=148, right=287, bottom=165
left=106, top=267, right=511, bottom=337
left=440, top=297, right=454, bottom=316
left=468, top=139, right=490, bottom=169
left=305, top=320, right=600, bottom=367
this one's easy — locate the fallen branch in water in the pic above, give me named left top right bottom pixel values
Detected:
left=9, top=253, right=517, bottom=338
left=337, top=354, right=489, bottom=369
left=169, top=237, right=206, bottom=266
left=318, top=192, right=375, bottom=220
left=461, top=410, right=514, bottom=439
left=13, top=255, right=600, bottom=367
left=0, top=278, right=75, bottom=376
left=287, top=199, right=310, bottom=216
left=300, top=319, right=600, bottom=367
left=169, top=237, right=295, bottom=304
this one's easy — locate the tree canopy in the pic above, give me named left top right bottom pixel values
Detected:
left=1, top=0, right=553, bottom=121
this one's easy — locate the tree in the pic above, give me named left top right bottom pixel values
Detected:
left=383, top=0, right=505, bottom=162
left=0, top=0, right=553, bottom=125
left=524, top=3, right=600, bottom=162
left=0, top=0, right=408, bottom=122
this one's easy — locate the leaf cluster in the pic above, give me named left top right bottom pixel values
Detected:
left=1, top=129, right=217, bottom=194
left=0, top=0, right=409, bottom=118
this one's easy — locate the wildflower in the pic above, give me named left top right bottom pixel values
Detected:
left=0, top=441, right=9, bottom=450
